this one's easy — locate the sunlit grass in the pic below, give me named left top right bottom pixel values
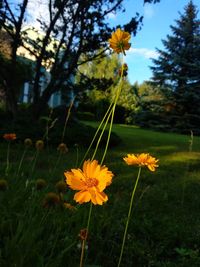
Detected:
left=1, top=123, right=200, bottom=266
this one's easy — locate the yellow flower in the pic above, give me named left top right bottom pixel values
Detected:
left=109, top=28, right=131, bottom=54
left=123, top=153, right=159, bottom=172
left=57, top=143, right=68, bottom=154
left=3, top=133, right=16, bottom=141
left=64, top=160, right=114, bottom=205
left=35, top=140, right=44, bottom=151
left=24, top=138, right=32, bottom=147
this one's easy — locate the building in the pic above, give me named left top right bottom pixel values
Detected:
left=17, top=26, right=75, bottom=108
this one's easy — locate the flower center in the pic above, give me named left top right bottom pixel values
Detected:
left=85, top=178, right=99, bottom=187
left=117, top=41, right=124, bottom=49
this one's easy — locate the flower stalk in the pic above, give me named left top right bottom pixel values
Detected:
left=5, top=141, right=10, bottom=176
left=3, top=133, right=16, bottom=176
left=80, top=203, right=92, bottom=267
left=16, top=147, right=27, bottom=177
left=64, top=28, right=132, bottom=267
left=117, top=167, right=142, bottom=267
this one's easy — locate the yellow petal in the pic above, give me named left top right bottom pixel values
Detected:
left=64, top=171, right=85, bottom=190
left=96, top=167, right=113, bottom=191
left=147, top=165, right=155, bottom=172
left=90, top=189, right=108, bottom=205
left=74, top=190, right=91, bottom=204
left=71, top=168, right=86, bottom=181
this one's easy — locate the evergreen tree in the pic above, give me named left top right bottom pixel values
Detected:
left=150, top=1, right=200, bottom=132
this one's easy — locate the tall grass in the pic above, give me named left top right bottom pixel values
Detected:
left=1, top=123, right=200, bottom=266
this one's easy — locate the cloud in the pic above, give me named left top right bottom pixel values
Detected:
left=26, top=0, right=49, bottom=28
left=144, top=4, right=154, bottom=19
left=107, top=12, right=116, bottom=20
left=127, top=47, right=158, bottom=59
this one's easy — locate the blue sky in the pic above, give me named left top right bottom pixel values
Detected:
left=108, top=0, right=200, bottom=85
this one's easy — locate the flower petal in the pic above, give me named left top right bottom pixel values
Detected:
left=96, top=166, right=113, bottom=191
left=64, top=170, right=85, bottom=190
left=91, top=190, right=108, bottom=205
left=74, top=190, right=91, bottom=204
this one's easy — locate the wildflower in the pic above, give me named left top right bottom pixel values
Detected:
left=35, top=140, right=44, bottom=151
left=55, top=180, right=66, bottom=193
left=79, top=229, right=88, bottom=241
left=118, top=63, right=128, bottom=77
left=109, top=28, right=131, bottom=54
left=24, top=138, right=32, bottom=147
left=43, top=192, right=60, bottom=208
left=123, top=153, right=159, bottom=171
left=0, top=179, right=8, bottom=191
left=3, top=133, right=16, bottom=141
left=64, top=159, right=113, bottom=205
left=63, top=202, right=77, bottom=211
left=57, top=143, right=68, bottom=154
left=36, top=179, right=47, bottom=190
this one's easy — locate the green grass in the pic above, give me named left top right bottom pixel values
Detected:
left=0, top=122, right=200, bottom=267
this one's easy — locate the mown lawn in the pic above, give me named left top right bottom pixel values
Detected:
left=0, top=122, right=200, bottom=267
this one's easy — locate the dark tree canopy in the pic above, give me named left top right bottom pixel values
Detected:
left=150, top=1, right=200, bottom=133
left=0, top=0, right=160, bottom=119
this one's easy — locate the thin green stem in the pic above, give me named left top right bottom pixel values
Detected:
left=80, top=239, right=86, bottom=267
left=5, top=141, right=10, bottom=176
left=79, top=54, right=125, bottom=267
left=91, top=107, right=113, bottom=161
left=80, top=101, right=113, bottom=166
left=86, top=202, right=93, bottom=230
left=29, top=150, right=39, bottom=179
left=181, top=130, right=194, bottom=206
left=80, top=56, right=124, bottom=166
left=16, top=148, right=27, bottom=177
left=117, top=167, right=142, bottom=267
left=62, top=97, right=75, bottom=142
left=51, top=151, right=62, bottom=178
left=80, top=202, right=93, bottom=267
left=100, top=80, right=122, bottom=164
left=75, top=145, right=79, bottom=168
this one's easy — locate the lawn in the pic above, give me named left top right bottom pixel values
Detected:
left=0, top=122, right=200, bottom=267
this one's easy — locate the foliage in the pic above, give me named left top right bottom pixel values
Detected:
left=77, top=52, right=138, bottom=123
left=124, top=81, right=164, bottom=125
left=0, top=52, right=33, bottom=102
left=0, top=106, right=121, bottom=148
left=0, top=0, right=158, bottom=119
left=150, top=1, right=200, bottom=133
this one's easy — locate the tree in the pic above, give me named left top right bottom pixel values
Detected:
left=123, top=81, right=164, bottom=125
left=0, top=0, right=160, bottom=119
left=76, top=52, right=138, bottom=123
left=76, top=52, right=121, bottom=119
left=0, top=29, right=33, bottom=111
left=0, top=0, right=29, bottom=114
left=150, top=1, right=200, bottom=129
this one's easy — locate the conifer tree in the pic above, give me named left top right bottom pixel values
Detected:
left=150, top=1, right=200, bottom=128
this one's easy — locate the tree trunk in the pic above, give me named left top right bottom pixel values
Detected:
left=3, top=79, right=18, bottom=117
left=31, top=80, right=55, bottom=120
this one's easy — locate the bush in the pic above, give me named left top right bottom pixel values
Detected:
left=133, top=110, right=200, bottom=136
left=76, top=111, right=95, bottom=121
left=0, top=107, right=121, bottom=148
